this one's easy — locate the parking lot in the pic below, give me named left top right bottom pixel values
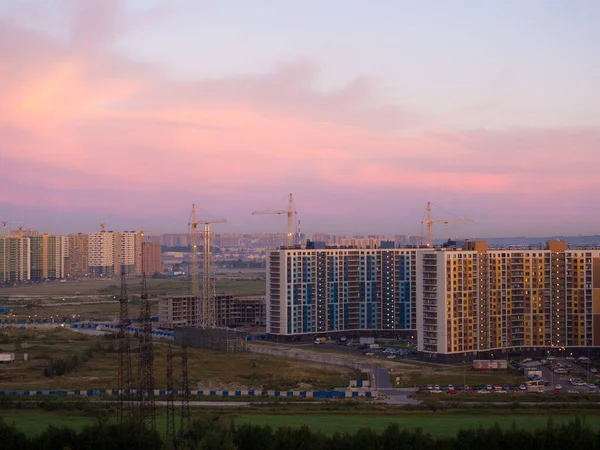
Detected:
left=520, top=356, right=599, bottom=394
left=308, top=338, right=418, bottom=361
left=417, top=356, right=599, bottom=396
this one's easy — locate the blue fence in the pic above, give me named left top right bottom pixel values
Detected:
left=0, top=389, right=373, bottom=398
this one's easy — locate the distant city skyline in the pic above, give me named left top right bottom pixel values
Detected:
left=1, top=1, right=599, bottom=237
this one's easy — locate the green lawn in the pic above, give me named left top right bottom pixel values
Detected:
left=0, top=412, right=97, bottom=435
left=234, top=413, right=600, bottom=437
left=4, top=411, right=600, bottom=439
left=0, top=411, right=174, bottom=437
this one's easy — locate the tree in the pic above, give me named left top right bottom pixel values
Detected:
left=233, top=424, right=274, bottom=450
left=0, top=418, right=28, bottom=450
left=32, top=425, right=77, bottom=450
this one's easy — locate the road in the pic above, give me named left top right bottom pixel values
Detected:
left=372, top=367, right=422, bottom=404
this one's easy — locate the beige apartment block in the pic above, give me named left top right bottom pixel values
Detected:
left=417, top=241, right=600, bottom=359
left=88, top=231, right=115, bottom=277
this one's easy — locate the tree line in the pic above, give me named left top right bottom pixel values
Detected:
left=1, top=415, right=600, bottom=450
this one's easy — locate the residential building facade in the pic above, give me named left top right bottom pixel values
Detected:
left=0, top=236, right=31, bottom=283
left=118, top=231, right=136, bottom=274
left=67, top=233, right=88, bottom=277
left=142, top=242, right=163, bottom=274
left=417, top=241, right=600, bottom=360
left=29, top=234, right=66, bottom=280
left=266, top=243, right=420, bottom=337
left=88, top=231, right=115, bottom=277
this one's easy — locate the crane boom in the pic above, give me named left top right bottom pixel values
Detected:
left=421, top=202, right=474, bottom=247
left=252, top=210, right=287, bottom=215
left=252, top=193, right=295, bottom=247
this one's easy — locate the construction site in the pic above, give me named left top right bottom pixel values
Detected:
left=74, top=197, right=298, bottom=442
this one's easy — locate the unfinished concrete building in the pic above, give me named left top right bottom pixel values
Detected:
left=214, top=296, right=266, bottom=328
left=159, top=294, right=266, bottom=329
left=158, top=295, right=200, bottom=328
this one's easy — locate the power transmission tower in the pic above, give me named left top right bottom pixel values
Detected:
left=117, top=269, right=133, bottom=421
left=138, top=265, right=156, bottom=430
left=180, top=343, right=190, bottom=437
left=165, top=345, right=176, bottom=449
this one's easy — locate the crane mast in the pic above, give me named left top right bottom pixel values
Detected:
left=189, top=205, right=199, bottom=304
left=189, top=205, right=227, bottom=327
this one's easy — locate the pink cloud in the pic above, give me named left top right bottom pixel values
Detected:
left=1, top=2, right=599, bottom=236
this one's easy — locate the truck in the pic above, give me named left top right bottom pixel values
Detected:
left=313, top=337, right=327, bottom=345
left=0, top=353, right=15, bottom=364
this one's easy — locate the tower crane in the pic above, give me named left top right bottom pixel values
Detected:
left=421, top=202, right=474, bottom=247
left=1, top=222, right=25, bottom=235
left=188, top=204, right=227, bottom=328
left=252, top=193, right=296, bottom=247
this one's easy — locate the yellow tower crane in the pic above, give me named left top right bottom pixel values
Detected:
left=421, top=202, right=474, bottom=247
left=252, top=193, right=296, bottom=247
left=189, top=204, right=227, bottom=328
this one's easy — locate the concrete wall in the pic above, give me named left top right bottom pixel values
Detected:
left=248, top=343, right=371, bottom=372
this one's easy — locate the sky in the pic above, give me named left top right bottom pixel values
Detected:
left=1, top=0, right=599, bottom=238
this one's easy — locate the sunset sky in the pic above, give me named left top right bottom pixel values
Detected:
left=1, top=0, right=599, bottom=238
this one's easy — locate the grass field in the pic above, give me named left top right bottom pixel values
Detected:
left=234, top=413, right=600, bottom=437
left=0, top=411, right=97, bottom=435
left=0, top=272, right=265, bottom=298
left=1, top=273, right=265, bottom=320
left=4, top=411, right=600, bottom=438
left=0, top=329, right=359, bottom=391
left=0, top=411, right=184, bottom=437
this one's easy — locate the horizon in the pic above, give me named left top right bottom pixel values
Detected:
left=1, top=1, right=599, bottom=237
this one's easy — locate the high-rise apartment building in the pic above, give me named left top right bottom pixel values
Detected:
left=266, top=240, right=600, bottom=357
left=29, top=234, right=66, bottom=280
left=118, top=231, right=136, bottom=274
left=67, top=233, right=88, bottom=277
left=160, top=234, right=190, bottom=247
left=142, top=242, right=163, bottom=274
left=0, top=236, right=30, bottom=283
left=417, top=241, right=600, bottom=360
left=88, top=231, right=115, bottom=277
left=266, top=242, right=419, bottom=337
